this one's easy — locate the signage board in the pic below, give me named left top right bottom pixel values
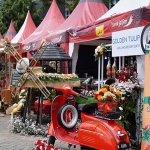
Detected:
left=112, top=26, right=144, bottom=57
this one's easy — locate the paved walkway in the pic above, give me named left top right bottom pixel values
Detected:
left=0, top=114, right=80, bottom=150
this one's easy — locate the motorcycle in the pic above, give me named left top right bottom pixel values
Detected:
left=47, top=84, right=132, bottom=150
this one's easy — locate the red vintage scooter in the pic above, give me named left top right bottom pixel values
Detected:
left=47, top=84, right=132, bottom=150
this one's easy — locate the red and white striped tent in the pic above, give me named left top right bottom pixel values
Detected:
left=11, top=10, right=36, bottom=44
left=4, top=20, right=17, bottom=42
left=68, top=0, right=150, bottom=43
left=22, top=0, right=65, bottom=51
left=44, top=0, right=108, bottom=46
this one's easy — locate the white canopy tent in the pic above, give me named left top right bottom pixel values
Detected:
left=98, top=0, right=150, bottom=20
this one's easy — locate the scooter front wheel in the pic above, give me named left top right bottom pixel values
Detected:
left=58, top=104, right=78, bottom=129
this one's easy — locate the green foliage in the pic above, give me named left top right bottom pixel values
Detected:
left=75, top=96, right=97, bottom=104
left=37, top=0, right=111, bottom=16
left=116, top=99, right=136, bottom=130
left=0, top=0, right=41, bottom=35
left=37, top=0, right=63, bottom=15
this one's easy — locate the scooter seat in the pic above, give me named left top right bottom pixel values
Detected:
left=78, top=103, right=97, bottom=113
left=95, top=111, right=121, bottom=120
left=78, top=103, right=121, bottom=120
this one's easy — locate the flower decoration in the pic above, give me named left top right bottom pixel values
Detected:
left=116, top=66, right=138, bottom=83
left=8, top=115, right=50, bottom=137
left=94, top=43, right=111, bottom=61
left=94, top=85, right=121, bottom=114
left=112, top=79, right=142, bottom=99
left=21, top=73, right=80, bottom=82
left=34, top=139, right=60, bottom=150
left=94, top=86, right=121, bottom=103
left=111, top=78, right=142, bottom=129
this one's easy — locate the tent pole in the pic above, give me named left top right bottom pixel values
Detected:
left=119, top=56, right=121, bottom=70
left=122, top=56, right=125, bottom=68
left=98, top=56, right=100, bottom=91
left=101, top=55, right=104, bottom=87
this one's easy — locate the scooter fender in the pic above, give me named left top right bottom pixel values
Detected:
left=78, top=120, right=118, bottom=150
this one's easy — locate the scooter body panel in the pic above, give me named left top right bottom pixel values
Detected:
left=78, top=112, right=130, bottom=149
left=78, top=120, right=117, bottom=150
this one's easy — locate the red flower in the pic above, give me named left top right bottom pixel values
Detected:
left=117, top=100, right=120, bottom=105
left=94, top=94, right=98, bottom=99
left=107, top=96, right=113, bottom=101
left=126, top=66, right=130, bottom=69
left=99, top=91, right=104, bottom=96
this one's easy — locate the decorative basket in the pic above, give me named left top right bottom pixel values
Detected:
left=98, top=100, right=117, bottom=114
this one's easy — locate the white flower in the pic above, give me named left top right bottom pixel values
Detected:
left=119, top=107, right=123, bottom=111
left=121, top=97, right=125, bottom=100
left=118, top=116, right=122, bottom=120
left=95, top=45, right=104, bottom=56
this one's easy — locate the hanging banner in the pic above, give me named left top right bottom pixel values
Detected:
left=141, top=23, right=150, bottom=150
left=112, top=26, right=144, bottom=57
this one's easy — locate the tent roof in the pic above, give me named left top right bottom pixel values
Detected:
left=32, top=43, right=72, bottom=61
left=98, top=0, right=150, bottom=20
left=4, top=20, right=17, bottom=42
left=69, top=0, right=150, bottom=43
left=11, top=11, right=36, bottom=43
left=45, top=0, right=108, bottom=43
left=22, top=0, right=65, bottom=46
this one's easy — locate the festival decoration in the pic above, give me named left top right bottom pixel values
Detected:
left=112, top=75, right=142, bottom=130
left=94, top=85, right=121, bottom=114
left=8, top=115, right=49, bottom=136
left=94, top=43, right=108, bottom=61
left=22, top=73, right=79, bottom=82
left=10, top=89, right=27, bottom=115
left=112, top=57, right=117, bottom=78
left=94, top=43, right=111, bottom=90
left=116, top=66, right=138, bottom=83
left=34, top=139, right=60, bottom=150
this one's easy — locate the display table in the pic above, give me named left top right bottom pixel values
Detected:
left=23, top=80, right=80, bottom=88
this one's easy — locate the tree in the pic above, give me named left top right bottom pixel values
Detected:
left=37, top=0, right=63, bottom=15
left=37, top=0, right=111, bottom=16
left=0, top=0, right=41, bottom=36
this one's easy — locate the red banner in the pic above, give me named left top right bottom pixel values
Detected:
left=69, top=8, right=142, bottom=43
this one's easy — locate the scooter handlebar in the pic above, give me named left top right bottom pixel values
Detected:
left=46, top=85, right=88, bottom=100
